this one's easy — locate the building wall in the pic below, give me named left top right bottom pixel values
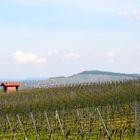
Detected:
left=6, top=87, right=17, bottom=92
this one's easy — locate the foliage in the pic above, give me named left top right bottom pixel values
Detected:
left=0, top=80, right=140, bottom=114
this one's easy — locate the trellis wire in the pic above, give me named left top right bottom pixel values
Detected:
left=56, top=110, right=66, bottom=140
left=30, top=112, right=40, bottom=140
left=97, top=108, right=110, bottom=140
left=6, top=115, right=16, bottom=140
left=17, top=114, right=27, bottom=140
left=44, top=111, right=53, bottom=140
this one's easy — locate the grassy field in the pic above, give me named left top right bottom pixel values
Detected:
left=0, top=80, right=140, bottom=139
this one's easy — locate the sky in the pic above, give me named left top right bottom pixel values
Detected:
left=0, top=0, right=140, bottom=79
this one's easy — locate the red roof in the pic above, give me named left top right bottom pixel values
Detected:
left=1, top=82, right=20, bottom=87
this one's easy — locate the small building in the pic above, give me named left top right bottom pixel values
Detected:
left=0, top=82, right=20, bottom=92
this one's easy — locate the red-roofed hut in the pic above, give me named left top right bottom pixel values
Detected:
left=1, top=82, right=20, bottom=92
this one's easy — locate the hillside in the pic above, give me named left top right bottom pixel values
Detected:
left=20, top=70, right=140, bottom=88
left=76, top=70, right=139, bottom=77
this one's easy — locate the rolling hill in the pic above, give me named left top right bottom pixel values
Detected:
left=20, top=70, right=140, bottom=88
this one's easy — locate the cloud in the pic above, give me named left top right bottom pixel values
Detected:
left=97, top=52, right=117, bottom=63
left=117, top=9, right=140, bottom=29
left=118, top=9, right=140, bottom=19
left=131, top=9, right=140, bottom=18
left=12, top=51, right=48, bottom=65
left=47, top=48, right=82, bottom=60
left=104, top=52, right=116, bottom=63
left=118, top=10, right=128, bottom=17
left=62, top=52, right=81, bottom=60
left=0, top=59, right=6, bottom=64
left=103, top=52, right=116, bottom=59
left=47, top=49, right=60, bottom=56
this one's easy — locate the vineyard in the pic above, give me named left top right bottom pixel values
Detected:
left=0, top=80, right=140, bottom=139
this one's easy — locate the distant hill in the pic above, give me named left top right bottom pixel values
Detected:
left=20, top=70, right=140, bottom=89
left=76, top=70, right=140, bottom=77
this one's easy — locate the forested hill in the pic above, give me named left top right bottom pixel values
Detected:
left=76, top=70, right=140, bottom=77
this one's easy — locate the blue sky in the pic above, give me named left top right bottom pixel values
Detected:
left=0, top=0, right=140, bottom=79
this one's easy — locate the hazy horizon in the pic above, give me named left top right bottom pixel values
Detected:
left=0, top=0, right=140, bottom=79
left=0, top=70, right=140, bottom=80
